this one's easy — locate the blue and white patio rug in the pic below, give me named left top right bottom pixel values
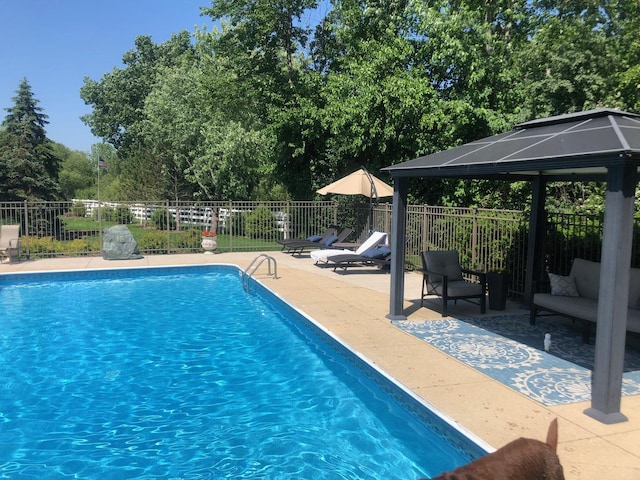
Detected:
left=392, top=314, right=640, bottom=406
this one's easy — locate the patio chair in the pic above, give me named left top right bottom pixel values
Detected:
left=0, top=225, right=21, bottom=263
left=310, top=231, right=388, bottom=264
left=421, top=250, right=486, bottom=316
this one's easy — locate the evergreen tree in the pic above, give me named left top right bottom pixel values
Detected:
left=0, top=78, right=60, bottom=201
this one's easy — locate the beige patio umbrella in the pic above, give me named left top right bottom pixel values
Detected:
left=316, top=167, right=393, bottom=198
left=316, top=167, right=393, bottom=232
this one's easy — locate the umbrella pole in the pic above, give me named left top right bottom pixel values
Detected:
left=363, top=166, right=378, bottom=233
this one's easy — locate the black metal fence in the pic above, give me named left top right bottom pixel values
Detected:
left=1, top=199, right=637, bottom=299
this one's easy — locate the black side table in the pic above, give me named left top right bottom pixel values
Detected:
left=487, top=272, right=509, bottom=310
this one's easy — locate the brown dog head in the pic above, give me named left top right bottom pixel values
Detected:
left=422, top=419, right=564, bottom=480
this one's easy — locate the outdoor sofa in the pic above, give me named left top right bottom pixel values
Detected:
left=530, top=257, right=640, bottom=342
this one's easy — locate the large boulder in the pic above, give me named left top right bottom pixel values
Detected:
left=102, top=225, right=143, bottom=260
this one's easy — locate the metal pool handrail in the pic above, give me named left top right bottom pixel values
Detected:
left=243, top=254, right=278, bottom=291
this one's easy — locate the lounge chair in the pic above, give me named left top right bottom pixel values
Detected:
left=327, top=246, right=392, bottom=272
left=328, top=227, right=365, bottom=250
left=310, top=231, right=387, bottom=264
left=278, top=227, right=337, bottom=246
left=0, top=225, right=21, bottom=263
left=421, top=250, right=486, bottom=316
left=280, top=228, right=353, bottom=256
left=278, top=227, right=336, bottom=248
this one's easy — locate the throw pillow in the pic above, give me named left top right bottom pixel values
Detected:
left=548, top=273, right=580, bottom=297
left=306, top=235, right=323, bottom=242
left=321, top=235, right=339, bottom=246
left=360, top=246, right=392, bottom=259
left=360, top=247, right=380, bottom=259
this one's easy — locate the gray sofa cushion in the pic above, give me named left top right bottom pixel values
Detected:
left=570, top=258, right=600, bottom=300
left=533, top=293, right=598, bottom=322
left=571, top=257, right=640, bottom=309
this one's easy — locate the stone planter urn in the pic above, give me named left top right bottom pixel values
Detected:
left=201, top=233, right=217, bottom=254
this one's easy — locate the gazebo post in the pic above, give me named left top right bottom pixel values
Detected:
left=584, top=164, right=637, bottom=424
left=387, top=176, right=408, bottom=320
left=524, top=176, right=547, bottom=306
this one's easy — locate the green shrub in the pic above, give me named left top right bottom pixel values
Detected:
left=173, top=229, right=202, bottom=249
left=71, top=202, right=87, bottom=217
left=27, top=237, right=92, bottom=256
left=244, top=206, right=277, bottom=239
left=58, top=238, right=91, bottom=254
left=138, top=231, right=168, bottom=252
left=93, top=206, right=114, bottom=222
left=151, top=208, right=176, bottom=231
left=26, top=236, right=56, bottom=255
left=114, top=205, right=134, bottom=224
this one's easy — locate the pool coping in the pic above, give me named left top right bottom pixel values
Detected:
left=2, top=253, right=640, bottom=480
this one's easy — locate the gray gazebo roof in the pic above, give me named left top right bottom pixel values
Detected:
left=383, top=109, right=640, bottom=180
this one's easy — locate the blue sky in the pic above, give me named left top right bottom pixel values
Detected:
left=0, top=0, right=211, bottom=152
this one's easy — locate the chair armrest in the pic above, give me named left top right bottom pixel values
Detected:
left=8, top=239, right=20, bottom=248
left=422, top=269, right=446, bottom=281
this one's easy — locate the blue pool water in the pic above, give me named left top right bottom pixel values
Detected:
left=0, top=266, right=484, bottom=479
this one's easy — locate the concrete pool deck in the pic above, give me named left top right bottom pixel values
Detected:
left=3, top=252, right=639, bottom=480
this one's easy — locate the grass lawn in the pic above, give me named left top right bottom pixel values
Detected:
left=58, top=216, right=282, bottom=253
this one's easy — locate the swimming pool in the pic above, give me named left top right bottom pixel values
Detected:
left=0, top=265, right=486, bottom=478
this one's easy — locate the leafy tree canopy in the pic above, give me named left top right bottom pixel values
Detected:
left=76, top=0, right=640, bottom=211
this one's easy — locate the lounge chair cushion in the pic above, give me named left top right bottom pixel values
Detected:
left=307, top=234, right=323, bottom=242
left=321, top=235, right=339, bottom=246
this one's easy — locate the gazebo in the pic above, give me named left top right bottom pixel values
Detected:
left=382, top=109, right=640, bottom=423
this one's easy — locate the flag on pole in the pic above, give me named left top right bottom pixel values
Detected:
left=98, top=157, right=108, bottom=168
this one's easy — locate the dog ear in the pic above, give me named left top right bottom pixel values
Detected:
left=546, top=418, right=559, bottom=451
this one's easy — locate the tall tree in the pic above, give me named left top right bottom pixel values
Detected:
left=80, top=32, right=196, bottom=200
left=53, top=143, right=95, bottom=199
left=201, top=1, right=321, bottom=199
left=202, top=0, right=318, bottom=87
left=0, top=78, right=60, bottom=201
left=80, top=32, right=195, bottom=152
